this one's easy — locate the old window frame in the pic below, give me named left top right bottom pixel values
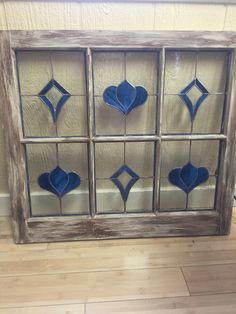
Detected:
left=1, top=30, right=236, bottom=243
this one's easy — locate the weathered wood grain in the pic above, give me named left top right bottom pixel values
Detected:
left=23, top=211, right=219, bottom=242
left=79, top=0, right=236, bottom=3
left=0, top=32, right=29, bottom=243
left=10, top=30, right=236, bottom=49
left=216, top=50, right=236, bottom=234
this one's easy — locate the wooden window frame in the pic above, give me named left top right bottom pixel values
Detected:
left=1, top=30, right=236, bottom=243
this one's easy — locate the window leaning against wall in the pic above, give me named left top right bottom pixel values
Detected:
left=1, top=31, right=236, bottom=243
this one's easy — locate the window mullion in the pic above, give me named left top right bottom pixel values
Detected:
left=154, top=48, right=165, bottom=213
left=86, top=47, right=96, bottom=217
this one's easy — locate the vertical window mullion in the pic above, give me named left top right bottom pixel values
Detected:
left=154, top=48, right=165, bottom=213
left=86, top=48, right=96, bottom=217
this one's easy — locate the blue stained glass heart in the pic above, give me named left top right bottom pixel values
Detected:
left=103, top=80, right=148, bottom=115
left=168, top=162, right=209, bottom=194
left=38, top=79, right=71, bottom=122
left=38, top=166, right=81, bottom=198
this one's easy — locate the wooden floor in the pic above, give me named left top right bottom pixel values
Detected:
left=1, top=211, right=236, bottom=313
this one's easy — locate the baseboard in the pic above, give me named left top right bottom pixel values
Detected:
left=0, top=185, right=230, bottom=216
left=0, top=193, right=10, bottom=216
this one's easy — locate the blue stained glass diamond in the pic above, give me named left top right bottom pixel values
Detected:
left=110, top=165, right=140, bottom=202
left=38, top=79, right=71, bottom=122
left=179, top=79, right=209, bottom=120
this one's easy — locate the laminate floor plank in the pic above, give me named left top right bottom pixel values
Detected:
left=0, top=304, right=85, bottom=314
left=2, top=246, right=236, bottom=277
left=1, top=209, right=236, bottom=311
left=86, top=293, right=236, bottom=314
left=182, top=263, right=236, bottom=295
left=0, top=268, right=189, bottom=308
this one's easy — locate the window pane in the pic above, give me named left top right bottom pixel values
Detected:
left=26, top=143, right=89, bottom=216
left=95, top=142, right=154, bottom=214
left=162, top=50, right=229, bottom=134
left=159, top=140, right=220, bottom=211
left=93, top=51, right=158, bottom=136
left=17, top=51, right=88, bottom=137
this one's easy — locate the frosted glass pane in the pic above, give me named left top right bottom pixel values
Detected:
left=197, top=51, right=228, bottom=93
left=126, top=179, right=153, bottom=212
left=95, top=142, right=154, bottom=178
left=95, top=97, right=125, bottom=136
left=18, top=51, right=86, bottom=95
left=22, top=96, right=88, bottom=137
left=96, top=179, right=124, bottom=214
left=126, top=142, right=154, bottom=177
left=126, top=52, right=158, bottom=94
left=93, top=52, right=124, bottom=96
left=165, top=51, right=196, bottom=94
left=95, top=142, right=124, bottom=178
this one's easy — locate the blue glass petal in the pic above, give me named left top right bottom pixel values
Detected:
left=103, top=80, right=148, bottom=115
left=38, top=166, right=81, bottom=198
left=168, top=168, right=187, bottom=193
left=180, top=162, right=198, bottom=190
left=49, top=166, right=69, bottom=197
left=103, top=86, right=126, bottom=114
left=62, top=172, right=81, bottom=197
left=168, top=162, right=209, bottom=194
left=179, top=79, right=209, bottom=120
left=116, top=80, right=136, bottom=110
left=127, top=86, right=148, bottom=114
left=38, top=172, right=55, bottom=194
left=38, top=79, right=71, bottom=122
left=110, top=164, right=139, bottom=202
left=192, top=167, right=209, bottom=190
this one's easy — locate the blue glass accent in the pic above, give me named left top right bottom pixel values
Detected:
left=103, top=80, right=148, bottom=115
left=38, top=79, right=71, bottom=122
left=38, top=166, right=81, bottom=198
left=168, top=162, right=209, bottom=194
left=110, top=164, right=140, bottom=201
left=179, top=79, right=209, bottom=120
